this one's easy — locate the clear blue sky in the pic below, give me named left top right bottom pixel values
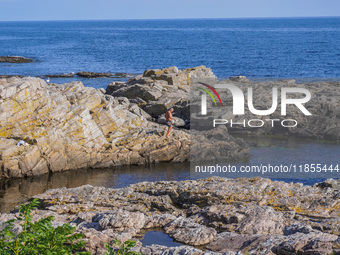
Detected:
left=0, top=0, right=339, bottom=21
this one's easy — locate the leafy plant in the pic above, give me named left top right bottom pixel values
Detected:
left=104, top=239, right=142, bottom=255
left=0, top=198, right=89, bottom=255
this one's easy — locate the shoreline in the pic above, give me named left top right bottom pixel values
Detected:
left=1, top=66, right=340, bottom=180
left=0, top=135, right=337, bottom=214
left=1, top=177, right=339, bottom=254
left=2, top=73, right=340, bottom=82
left=0, top=69, right=339, bottom=254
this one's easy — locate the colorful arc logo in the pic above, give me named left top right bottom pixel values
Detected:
left=198, top=82, right=223, bottom=106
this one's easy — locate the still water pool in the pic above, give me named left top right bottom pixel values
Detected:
left=0, top=136, right=339, bottom=213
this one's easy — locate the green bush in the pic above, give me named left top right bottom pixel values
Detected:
left=104, top=239, right=142, bottom=255
left=0, top=198, right=89, bottom=255
left=0, top=199, right=144, bottom=255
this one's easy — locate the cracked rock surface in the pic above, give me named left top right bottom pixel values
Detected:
left=1, top=177, right=338, bottom=254
left=0, top=77, right=191, bottom=178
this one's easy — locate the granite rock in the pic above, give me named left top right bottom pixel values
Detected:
left=0, top=77, right=191, bottom=178
left=106, top=66, right=216, bottom=119
left=0, top=177, right=336, bottom=254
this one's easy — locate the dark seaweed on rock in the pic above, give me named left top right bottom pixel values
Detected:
left=76, top=72, right=114, bottom=78
left=0, top=56, right=33, bottom=63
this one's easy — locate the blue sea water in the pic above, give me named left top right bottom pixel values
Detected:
left=1, top=17, right=340, bottom=89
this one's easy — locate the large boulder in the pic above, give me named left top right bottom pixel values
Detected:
left=107, top=70, right=340, bottom=141
left=190, top=126, right=249, bottom=162
left=106, top=66, right=217, bottom=120
left=0, top=77, right=190, bottom=178
left=164, top=217, right=217, bottom=245
left=141, top=65, right=217, bottom=86
left=76, top=72, right=113, bottom=78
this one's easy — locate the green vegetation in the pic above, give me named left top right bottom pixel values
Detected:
left=104, top=239, right=142, bottom=255
left=0, top=199, right=89, bottom=255
left=0, top=199, right=142, bottom=255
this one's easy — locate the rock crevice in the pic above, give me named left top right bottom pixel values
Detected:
left=0, top=77, right=191, bottom=178
left=1, top=177, right=338, bottom=254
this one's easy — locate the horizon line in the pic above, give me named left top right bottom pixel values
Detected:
left=1, top=15, right=340, bottom=23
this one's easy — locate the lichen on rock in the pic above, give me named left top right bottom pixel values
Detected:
left=0, top=77, right=191, bottom=178
left=0, top=177, right=338, bottom=254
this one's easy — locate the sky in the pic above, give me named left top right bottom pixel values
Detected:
left=0, top=0, right=339, bottom=21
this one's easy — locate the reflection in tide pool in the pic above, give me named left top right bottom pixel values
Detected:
left=191, top=136, right=340, bottom=181
left=0, top=162, right=189, bottom=213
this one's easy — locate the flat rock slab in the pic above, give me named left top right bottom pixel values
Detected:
left=43, top=73, right=75, bottom=78
left=0, top=56, right=33, bottom=63
left=76, top=72, right=113, bottom=78
left=1, top=177, right=338, bottom=254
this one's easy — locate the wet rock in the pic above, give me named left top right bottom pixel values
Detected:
left=229, top=76, right=249, bottom=82
left=105, top=81, right=126, bottom=94
left=190, top=126, right=249, bottom=162
left=114, top=73, right=134, bottom=78
left=0, top=75, right=25, bottom=79
left=315, top=178, right=340, bottom=190
left=109, top=83, right=163, bottom=101
left=44, top=73, right=75, bottom=78
left=76, top=72, right=113, bottom=78
left=0, top=56, right=33, bottom=63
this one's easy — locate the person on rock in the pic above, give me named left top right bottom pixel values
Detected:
left=165, top=108, right=174, bottom=138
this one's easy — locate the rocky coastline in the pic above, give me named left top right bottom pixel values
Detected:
left=0, top=66, right=339, bottom=254
left=75, top=72, right=133, bottom=78
left=0, top=77, right=189, bottom=178
left=0, top=56, right=33, bottom=63
left=0, top=66, right=250, bottom=178
left=1, top=65, right=340, bottom=178
left=107, top=65, right=217, bottom=124
left=106, top=67, right=340, bottom=141
left=1, top=73, right=133, bottom=79
left=1, top=177, right=339, bottom=254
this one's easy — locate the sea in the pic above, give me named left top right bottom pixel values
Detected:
left=0, top=17, right=339, bottom=212
left=1, top=17, right=340, bottom=88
